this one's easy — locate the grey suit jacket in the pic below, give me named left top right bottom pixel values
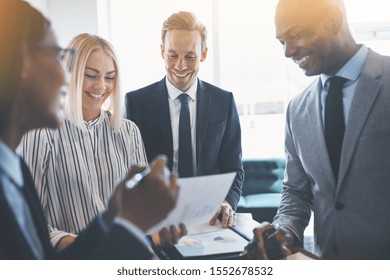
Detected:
left=274, top=49, right=390, bottom=259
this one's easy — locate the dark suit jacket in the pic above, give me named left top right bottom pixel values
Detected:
left=0, top=159, right=153, bottom=260
left=125, top=78, right=244, bottom=209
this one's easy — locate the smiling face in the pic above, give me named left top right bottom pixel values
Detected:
left=161, top=29, right=207, bottom=92
left=81, top=48, right=116, bottom=121
left=275, top=0, right=341, bottom=76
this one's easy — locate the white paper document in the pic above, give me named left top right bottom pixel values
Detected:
left=146, top=172, right=236, bottom=234
left=174, top=222, right=249, bottom=257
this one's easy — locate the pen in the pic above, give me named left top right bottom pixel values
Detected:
left=125, top=164, right=171, bottom=189
left=262, top=224, right=278, bottom=239
left=125, top=166, right=150, bottom=189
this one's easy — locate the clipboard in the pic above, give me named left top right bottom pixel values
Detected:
left=174, top=224, right=249, bottom=259
left=154, top=214, right=258, bottom=260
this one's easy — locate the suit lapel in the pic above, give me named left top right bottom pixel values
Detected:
left=153, top=79, right=174, bottom=168
left=0, top=160, right=52, bottom=259
left=337, top=51, right=382, bottom=191
left=196, top=80, right=210, bottom=168
left=20, top=160, right=53, bottom=258
left=307, top=80, right=336, bottom=187
left=0, top=181, right=35, bottom=259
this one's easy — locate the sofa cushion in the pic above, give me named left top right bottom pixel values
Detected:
left=237, top=158, right=285, bottom=222
left=242, top=158, right=285, bottom=195
left=237, top=193, right=282, bottom=209
left=237, top=193, right=282, bottom=223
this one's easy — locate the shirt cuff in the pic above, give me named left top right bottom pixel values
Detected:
left=113, top=217, right=152, bottom=248
left=97, top=214, right=110, bottom=233
left=49, top=230, right=77, bottom=248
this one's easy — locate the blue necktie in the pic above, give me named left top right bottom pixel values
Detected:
left=325, top=76, right=346, bottom=181
left=178, top=94, right=193, bottom=177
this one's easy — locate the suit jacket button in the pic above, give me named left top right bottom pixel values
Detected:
left=335, top=202, right=345, bottom=210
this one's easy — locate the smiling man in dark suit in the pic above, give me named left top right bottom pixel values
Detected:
left=125, top=11, right=244, bottom=228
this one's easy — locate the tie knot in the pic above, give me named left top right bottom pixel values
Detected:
left=178, top=93, right=190, bottom=104
left=328, top=76, right=346, bottom=89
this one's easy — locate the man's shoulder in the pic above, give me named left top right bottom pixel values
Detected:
left=367, top=48, right=390, bottom=61
left=199, top=79, right=232, bottom=97
left=298, top=79, right=318, bottom=97
left=288, top=79, right=319, bottom=110
left=366, top=48, right=390, bottom=74
left=125, top=79, right=164, bottom=99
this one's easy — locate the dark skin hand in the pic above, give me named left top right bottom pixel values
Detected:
left=243, top=222, right=294, bottom=260
left=103, top=156, right=179, bottom=232
left=56, top=157, right=184, bottom=252
left=151, top=223, right=188, bottom=247
left=55, top=223, right=188, bottom=252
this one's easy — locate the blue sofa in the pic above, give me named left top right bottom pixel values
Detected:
left=237, top=158, right=285, bottom=223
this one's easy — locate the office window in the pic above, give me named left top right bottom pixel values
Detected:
left=109, top=0, right=214, bottom=91
left=216, top=0, right=314, bottom=159
left=106, top=0, right=390, bottom=159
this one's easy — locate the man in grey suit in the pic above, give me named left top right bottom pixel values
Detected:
left=247, top=0, right=390, bottom=259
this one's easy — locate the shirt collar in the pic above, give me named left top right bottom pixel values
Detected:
left=0, top=139, right=24, bottom=187
left=83, top=109, right=105, bottom=128
left=165, top=76, right=198, bottom=102
left=320, top=44, right=368, bottom=87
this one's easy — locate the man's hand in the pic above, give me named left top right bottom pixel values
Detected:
left=151, top=223, right=188, bottom=247
left=103, top=165, right=146, bottom=226
left=104, top=156, right=179, bottom=232
left=243, top=222, right=293, bottom=259
left=209, top=200, right=236, bottom=228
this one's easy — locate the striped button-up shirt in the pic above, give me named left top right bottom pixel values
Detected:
left=18, top=111, right=147, bottom=247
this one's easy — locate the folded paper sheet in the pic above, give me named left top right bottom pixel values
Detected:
left=146, top=172, right=236, bottom=234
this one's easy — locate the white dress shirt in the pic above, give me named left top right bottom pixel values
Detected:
left=166, top=77, right=197, bottom=175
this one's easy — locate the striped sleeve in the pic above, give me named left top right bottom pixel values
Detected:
left=18, top=129, right=72, bottom=246
left=120, top=119, right=148, bottom=167
left=17, top=128, right=52, bottom=213
left=131, top=122, right=148, bottom=166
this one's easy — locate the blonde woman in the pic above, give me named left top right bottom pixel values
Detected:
left=18, top=34, right=149, bottom=251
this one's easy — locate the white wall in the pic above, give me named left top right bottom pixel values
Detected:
left=27, top=0, right=99, bottom=47
left=48, top=0, right=98, bottom=46
left=26, top=0, right=48, bottom=16
left=109, top=0, right=215, bottom=92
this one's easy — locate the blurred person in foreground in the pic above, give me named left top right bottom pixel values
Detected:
left=0, top=0, right=178, bottom=259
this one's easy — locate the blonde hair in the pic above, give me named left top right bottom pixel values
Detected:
left=64, top=33, right=122, bottom=131
left=161, top=11, right=207, bottom=51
